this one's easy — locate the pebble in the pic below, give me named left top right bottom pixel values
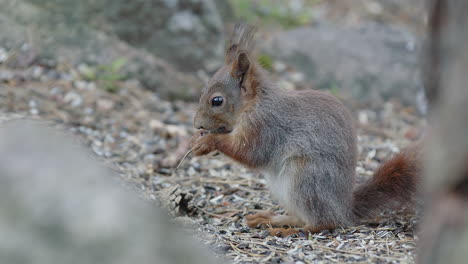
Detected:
left=31, top=66, right=43, bottom=79
left=149, top=119, right=166, bottom=131
left=273, top=61, right=287, bottom=73
left=30, top=108, right=39, bottom=115
left=279, top=80, right=296, bottom=91
left=97, top=99, right=115, bottom=112
left=165, top=124, right=188, bottom=137
left=259, top=230, right=270, bottom=239
left=73, top=80, right=95, bottom=90
left=237, top=243, right=249, bottom=249
left=0, top=70, right=14, bottom=81
left=0, top=47, right=7, bottom=63
left=64, top=92, right=83, bottom=107
left=215, top=244, right=231, bottom=253
left=288, top=72, right=305, bottom=83
left=28, top=100, right=37, bottom=108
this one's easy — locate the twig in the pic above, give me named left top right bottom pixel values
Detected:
left=195, top=206, right=236, bottom=220
left=228, top=242, right=266, bottom=258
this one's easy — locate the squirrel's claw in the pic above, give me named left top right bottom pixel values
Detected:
left=191, top=132, right=217, bottom=156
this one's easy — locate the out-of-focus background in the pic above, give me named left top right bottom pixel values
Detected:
left=0, top=0, right=426, bottom=106
left=0, top=0, right=429, bottom=263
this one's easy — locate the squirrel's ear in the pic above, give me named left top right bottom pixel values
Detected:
left=232, top=52, right=258, bottom=98
left=233, top=52, right=250, bottom=79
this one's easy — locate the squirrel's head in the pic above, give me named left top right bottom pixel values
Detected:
left=194, top=23, right=260, bottom=133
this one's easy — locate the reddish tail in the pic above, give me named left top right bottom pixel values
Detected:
left=353, top=146, right=421, bottom=219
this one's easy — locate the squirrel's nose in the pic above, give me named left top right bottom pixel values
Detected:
left=193, top=112, right=203, bottom=130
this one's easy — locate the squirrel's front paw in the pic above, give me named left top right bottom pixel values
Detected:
left=190, top=131, right=217, bottom=156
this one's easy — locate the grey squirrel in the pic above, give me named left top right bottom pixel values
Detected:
left=190, top=24, right=420, bottom=236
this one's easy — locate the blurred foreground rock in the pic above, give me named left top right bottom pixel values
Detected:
left=265, top=23, right=424, bottom=108
left=0, top=120, right=216, bottom=264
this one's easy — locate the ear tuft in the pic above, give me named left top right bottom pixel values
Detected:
left=225, top=23, right=256, bottom=63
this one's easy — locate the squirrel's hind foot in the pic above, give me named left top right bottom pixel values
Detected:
left=268, top=227, right=300, bottom=237
left=245, top=211, right=336, bottom=237
left=245, top=211, right=304, bottom=228
left=245, top=210, right=275, bottom=228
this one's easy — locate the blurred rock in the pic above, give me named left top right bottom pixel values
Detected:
left=23, top=0, right=225, bottom=72
left=0, top=0, right=204, bottom=100
left=264, top=23, right=423, bottom=108
left=0, top=120, right=216, bottom=264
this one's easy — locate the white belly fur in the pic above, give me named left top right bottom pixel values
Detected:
left=262, top=166, right=308, bottom=223
left=263, top=169, right=290, bottom=208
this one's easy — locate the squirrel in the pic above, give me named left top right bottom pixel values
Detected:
left=190, top=23, right=421, bottom=236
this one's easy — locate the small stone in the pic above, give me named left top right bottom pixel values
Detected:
left=73, top=80, right=89, bottom=90
left=168, top=11, right=201, bottom=32
left=158, top=168, right=172, bottom=175
left=0, top=47, right=7, bottom=63
left=196, top=200, right=206, bottom=208
left=28, top=100, right=37, bottom=108
left=64, top=92, right=83, bottom=107
left=239, top=227, right=250, bottom=233
left=236, top=243, right=249, bottom=249
left=273, top=61, right=287, bottom=73
left=0, top=70, right=14, bottom=81
left=77, top=63, right=95, bottom=78
left=149, top=119, right=165, bottom=130
left=166, top=124, right=188, bottom=137
left=30, top=108, right=39, bottom=115
left=288, top=72, right=305, bottom=83
left=259, top=230, right=270, bottom=239
left=279, top=80, right=296, bottom=91
left=31, top=66, right=43, bottom=79
left=366, top=2, right=383, bottom=15
left=215, top=244, right=231, bottom=253
left=96, top=99, right=115, bottom=112
left=358, top=111, right=368, bottom=124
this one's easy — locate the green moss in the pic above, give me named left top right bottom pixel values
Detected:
left=329, top=83, right=340, bottom=96
left=228, top=0, right=319, bottom=29
left=258, top=53, right=273, bottom=71
left=80, top=58, right=127, bottom=93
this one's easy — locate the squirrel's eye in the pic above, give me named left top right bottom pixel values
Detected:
left=211, top=96, right=224, bottom=107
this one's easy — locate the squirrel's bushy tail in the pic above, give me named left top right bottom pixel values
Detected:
left=353, top=146, right=421, bottom=220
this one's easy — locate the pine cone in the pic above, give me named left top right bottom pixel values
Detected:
left=159, top=185, right=196, bottom=216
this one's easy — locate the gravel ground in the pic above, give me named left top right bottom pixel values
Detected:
left=0, top=46, right=425, bottom=263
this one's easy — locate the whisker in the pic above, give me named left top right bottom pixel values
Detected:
left=175, top=147, right=195, bottom=171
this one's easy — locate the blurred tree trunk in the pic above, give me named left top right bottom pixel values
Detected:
left=419, top=0, right=468, bottom=263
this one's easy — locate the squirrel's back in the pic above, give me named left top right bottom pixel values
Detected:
left=256, top=88, right=357, bottom=166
